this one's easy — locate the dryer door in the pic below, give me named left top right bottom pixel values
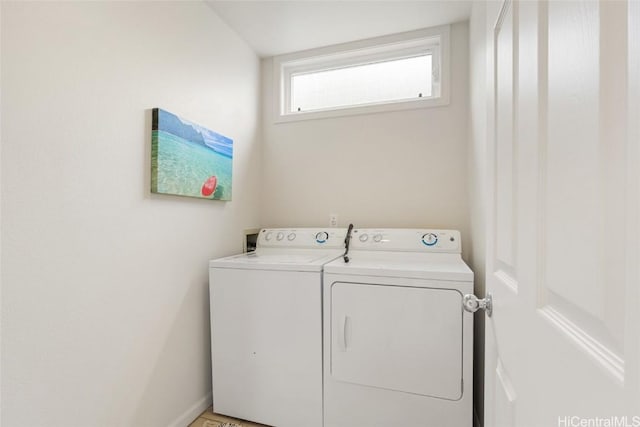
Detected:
left=330, top=282, right=463, bottom=400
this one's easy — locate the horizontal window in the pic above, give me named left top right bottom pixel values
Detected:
left=291, top=55, right=433, bottom=112
left=273, top=25, right=450, bottom=122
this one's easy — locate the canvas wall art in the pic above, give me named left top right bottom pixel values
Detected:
left=151, top=108, right=233, bottom=201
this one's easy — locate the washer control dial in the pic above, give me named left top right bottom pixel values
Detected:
left=315, top=231, right=329, bottom=244
left=422, top=233, right=438, bottom=246
left=373, top=234, right=383, bottom=243
left=359, top=233, right=369, bottom=242
left=276, top=232, right=285, bottom=241
left=265, top=231, right=273, bottom=241
left=287, top=233, right=296, bottom=241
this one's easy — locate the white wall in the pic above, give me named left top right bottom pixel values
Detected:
left=0, top=2, right=261, bottom=426
left=261, top=22, right=471, bottom=260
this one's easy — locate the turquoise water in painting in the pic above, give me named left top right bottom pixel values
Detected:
left=151, top=130, right=232, bottom=200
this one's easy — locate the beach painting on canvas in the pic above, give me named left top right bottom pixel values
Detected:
left=151, top=108, right=232, bottom=201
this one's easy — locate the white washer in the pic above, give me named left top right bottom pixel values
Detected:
left=323, top=228, right=474, bottom=427
left=209, top=228, right=347, bottom=427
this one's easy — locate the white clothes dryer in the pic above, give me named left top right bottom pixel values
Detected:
left=209, top=228, right=347, bottom=427
left=323, top=228, right=474, bottom=427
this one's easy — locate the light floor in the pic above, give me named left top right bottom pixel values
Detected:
left=189, top=407, right=269, bottom=427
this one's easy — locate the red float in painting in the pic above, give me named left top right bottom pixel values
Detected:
left=201, top=175, right=218, bottom=197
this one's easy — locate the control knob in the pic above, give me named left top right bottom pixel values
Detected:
left=315, top=231, right=329, bottom=244
left=422, top=233, right=438, bottom=246
left=276, top=232, right=285, bottom=241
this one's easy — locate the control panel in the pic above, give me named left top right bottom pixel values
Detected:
left=258, top=228, right=347, bottom=249
left=350, top=229, right=462, bottom=253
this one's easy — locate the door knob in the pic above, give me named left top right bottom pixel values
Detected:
left=463, top=293, right=493, bottom=317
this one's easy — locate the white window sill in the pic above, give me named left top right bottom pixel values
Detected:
left=274, top=95, right=450, bottom=123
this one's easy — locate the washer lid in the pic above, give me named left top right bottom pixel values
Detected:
left=210, top=248, right=344, bottom=272
left=324, top=251, right=473, bottom=281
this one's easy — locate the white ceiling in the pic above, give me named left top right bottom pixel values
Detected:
left=205, top=1, right=472, bottom=57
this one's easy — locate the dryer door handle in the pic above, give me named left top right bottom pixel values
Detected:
left=340, top=315, right=350, bottom=351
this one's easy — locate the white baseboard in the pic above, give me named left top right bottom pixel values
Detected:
left=168, top=392, right=213, bottom=427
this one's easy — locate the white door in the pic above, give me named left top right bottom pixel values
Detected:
left=485, top=1, right=640, bottom=426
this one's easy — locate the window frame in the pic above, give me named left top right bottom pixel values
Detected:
left=273, top=25, right=450, bottom=123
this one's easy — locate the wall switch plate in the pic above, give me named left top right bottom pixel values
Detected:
left=329, top=214, right=338, bottom=227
